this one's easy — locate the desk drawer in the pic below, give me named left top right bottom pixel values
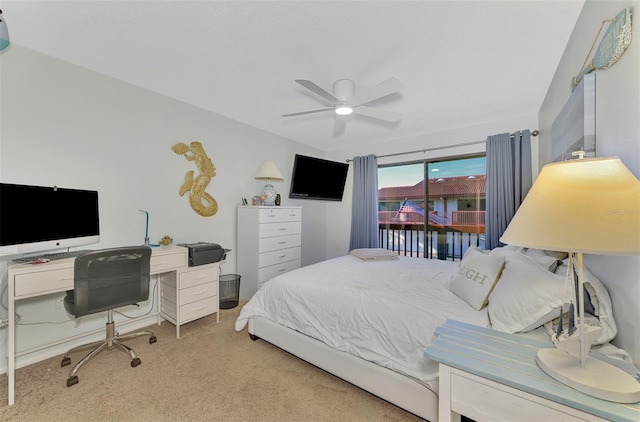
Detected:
left=259, top=247, right=301, bottom=268
left=180, top=282, right=218, bottom=306
left=180, top=296, right=218, bottom=324
left=180, top=266, right=218, bottom=289
left=14, top=268, right=74, bottom=297
left=259, top=222, right=301, bottom=238
left=150, top=251, right=186, bottom=274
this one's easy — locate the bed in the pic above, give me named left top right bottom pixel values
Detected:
left=234, top=246, right=629, bottom=421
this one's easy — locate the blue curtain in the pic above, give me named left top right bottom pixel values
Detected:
left=485, top=130, right=532, bottom=249
left=349, top=154, right=379, bottom=251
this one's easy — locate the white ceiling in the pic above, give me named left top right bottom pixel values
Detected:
left=3, top=0, right=584, bottom=152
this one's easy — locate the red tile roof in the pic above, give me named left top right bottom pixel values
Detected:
left=378, top=175, right=486, bottom=200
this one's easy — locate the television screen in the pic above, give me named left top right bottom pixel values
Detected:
left=289, top=154, right=349, bottom=201
left=0, top=183, right=100, bottom=256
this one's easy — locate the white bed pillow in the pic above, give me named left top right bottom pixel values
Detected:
left=498, top=245, right=562, bottom=272
left=449, top=247, right=505, bottom=311
left=523, top=248, right=563, bottom=272
left=349, top=248, right=399, bottom=261
left=487, top=249, right=570, bottom=333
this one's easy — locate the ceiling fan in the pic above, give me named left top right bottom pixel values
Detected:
left=282, top=78, right=403, bottom=135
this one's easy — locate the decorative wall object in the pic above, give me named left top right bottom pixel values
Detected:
left=572, top=8, right=632, bottom=90
left=552, top=73, right=596, bottom=162
left=172, top=141, right=218, bottom=217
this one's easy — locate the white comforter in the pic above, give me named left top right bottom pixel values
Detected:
left=235, top=255, right=489, bottom=389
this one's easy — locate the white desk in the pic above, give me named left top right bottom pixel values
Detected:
left=6, top=245, right=220, bottom=406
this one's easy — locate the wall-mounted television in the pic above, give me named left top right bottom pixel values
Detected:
left=0, top=183, right=100, bottom=256
left=289, top=154, right=349, bottom=201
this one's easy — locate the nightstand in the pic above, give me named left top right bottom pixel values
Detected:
left=424, top=320, right=640, bottom=422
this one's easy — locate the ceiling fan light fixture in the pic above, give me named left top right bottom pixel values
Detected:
left=335, top=105, right=353, bottom=116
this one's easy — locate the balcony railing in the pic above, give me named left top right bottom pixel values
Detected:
left=379, top=210, right=486, bottom=261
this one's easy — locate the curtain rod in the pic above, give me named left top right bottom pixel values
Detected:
left=346, top=130, right=539, bottom=162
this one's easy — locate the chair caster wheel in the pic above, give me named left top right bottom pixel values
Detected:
left=61, top=357, right=71, bottom=367
left=131, top=357, right=141, bottom=367
left=149, top=336, right=157, bottom=344
left=67, top=376, right=79, bottom=387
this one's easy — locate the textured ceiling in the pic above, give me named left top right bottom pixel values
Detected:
left=3, top=0, right=584, bottom=151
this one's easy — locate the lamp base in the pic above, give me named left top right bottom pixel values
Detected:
left=536, top=348, right=640, bottom=403
left=261, top=183, right=277, bottom=206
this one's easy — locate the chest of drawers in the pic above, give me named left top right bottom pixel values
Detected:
left=237, top=206, right=302, bottom=299
left=160, top=261, right=220, bottom=338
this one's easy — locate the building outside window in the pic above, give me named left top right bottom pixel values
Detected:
left=378, top=156, right=486, bottom=260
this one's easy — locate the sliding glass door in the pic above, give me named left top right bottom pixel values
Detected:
left=378, top=155, right=486, bottom=260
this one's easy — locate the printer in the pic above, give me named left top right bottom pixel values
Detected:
left=177, top=242, right=230, bottom=267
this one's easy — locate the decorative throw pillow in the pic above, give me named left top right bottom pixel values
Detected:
left=449, top=247, right=505, bottom=311
left=488, top=249, right=570, bottom=333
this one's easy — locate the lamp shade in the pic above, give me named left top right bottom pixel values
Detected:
left=500, top=157, right=640, bottom=255
left=255, top=161, right=284, bottom=181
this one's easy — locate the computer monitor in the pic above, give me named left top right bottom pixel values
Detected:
left=0, top=183, right=100, bottom=257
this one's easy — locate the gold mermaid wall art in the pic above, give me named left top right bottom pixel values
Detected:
left=171, top=141, right=218, bottom=217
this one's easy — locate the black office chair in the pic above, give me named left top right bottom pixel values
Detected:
left=61, top=246, right=157, bottom=387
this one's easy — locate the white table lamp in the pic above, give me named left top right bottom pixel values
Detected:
left=255, top=161, right=284, bottom=206
left=500, top=156, right=640, bottom=403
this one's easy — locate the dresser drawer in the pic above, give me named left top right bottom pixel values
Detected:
left=259, top=234, right=301, bottom=253
left=179, top=282, right=218, bottom=306
left=150, top=251, right=187, bottom=274
left=258, top=258, right=301, bottom=285
left=180, top=266, right=218, bottom=289
left=259, top=207, right=301, bottom=223
left=259, top=221, right=301, bottom=238
left=14, top=267, right=74, bottom=297
left=180, top=296, right=219, bottom=324
left=259, top=247, right=301, bottom=268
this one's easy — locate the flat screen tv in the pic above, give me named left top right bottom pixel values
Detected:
left=0, top=183, right=100, bottom=256
left=289, top=154, right=349, bottom=201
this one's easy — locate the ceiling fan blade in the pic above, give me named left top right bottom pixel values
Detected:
left=333, top=115, right=347, bottom=137
left=295, top=80, right=340, bottom=104
left=282, top=107, right=334, bottom=117
left=346, top=77, right=403, bottom=107
left=354, top=106, right=402, bottom=122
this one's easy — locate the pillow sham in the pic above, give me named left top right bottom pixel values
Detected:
left=449, top=247, right=505, bottom=311
left=487, top=249, right=570, bottom=333
left=497, top=245, right=562, bottom=272
left=523, top=248, right=563, bottom=272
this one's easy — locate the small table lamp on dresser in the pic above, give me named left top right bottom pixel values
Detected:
left=255, top=161, right=284, bottom=206
left=500, top=156, right=640, bottom=403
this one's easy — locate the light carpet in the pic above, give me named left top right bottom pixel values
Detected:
left=0, top=301, right=422, bottom=421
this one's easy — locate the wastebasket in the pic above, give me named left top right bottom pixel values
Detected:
left=219, top=274, right=241, bottom=309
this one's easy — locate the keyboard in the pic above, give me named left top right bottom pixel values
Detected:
left=12, top=250, right=93, bottom=263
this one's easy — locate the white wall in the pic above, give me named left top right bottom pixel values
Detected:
left=538, top=0, right=640, bottom=365
left=326, top=113, right=539, bottom=259
left=0, top=44, right=327, bottom=370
